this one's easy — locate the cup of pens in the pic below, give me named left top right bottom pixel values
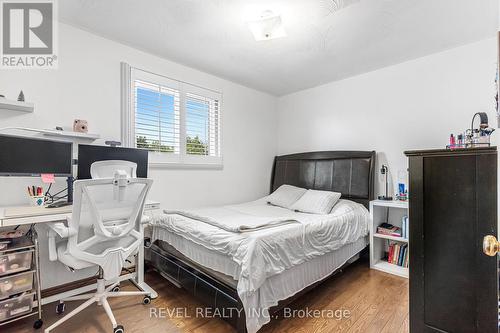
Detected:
left=28, top=186, right=45, bottom=207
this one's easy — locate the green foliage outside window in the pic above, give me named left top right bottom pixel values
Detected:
left=136, top=135, right=208, bottom=155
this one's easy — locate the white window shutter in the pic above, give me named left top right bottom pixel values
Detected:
left=120, top=62, right=134, bottom=147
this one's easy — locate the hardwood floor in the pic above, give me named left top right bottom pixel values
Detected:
left=3, top=259, right=408, bottom=333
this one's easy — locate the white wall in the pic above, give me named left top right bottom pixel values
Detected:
left=277, top=38, right=498, bottom=196
left=0, top=23, right=277, bottom=288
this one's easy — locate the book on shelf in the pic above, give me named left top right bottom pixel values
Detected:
left=392, top=243, right=399, bottom=265
left=377, top=222, right=402, bottom=237
left=386, top=242, right=409, bottom=268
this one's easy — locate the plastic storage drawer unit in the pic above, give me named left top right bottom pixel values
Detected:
left=0, top=293, right=34, bottom=322
left=0, top=271, right=34, bottom=300
left=0, top=250, right=33, bottom=277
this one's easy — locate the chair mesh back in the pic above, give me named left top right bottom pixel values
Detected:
left=72, top=179, right=149, bottom=253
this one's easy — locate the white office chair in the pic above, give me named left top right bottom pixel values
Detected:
left=90, top=160, right=137, bottom=179
left=89, top=160, right=143, bottom=295
left=45, top=170, right=153, bottom=333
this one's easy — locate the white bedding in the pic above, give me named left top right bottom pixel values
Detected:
left=150, top=198, right=369, bottom=333
left=152, top=227, right=368, bottom=332
left=164, top=206, right=299, bottom=232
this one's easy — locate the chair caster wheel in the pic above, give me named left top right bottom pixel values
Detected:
left=114, top=325, right=124, bottom=333
left=112, top=285, right=120, bottom=292
left=56, top=302, right=66, bottom=315
left=142, top=296, right=151, bottom=305
left=33, top=319, right=43, bottom=329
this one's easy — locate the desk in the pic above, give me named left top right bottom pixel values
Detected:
left=0, top=200, right=161, bottom=305
left=0, top=201, right=161, bottom=227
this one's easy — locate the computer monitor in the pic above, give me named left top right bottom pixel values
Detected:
left=77, top=144, right=148, bottom=180
left=0, top=134, right=73, bottom=176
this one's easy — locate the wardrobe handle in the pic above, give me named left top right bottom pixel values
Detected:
left=483, top=235, right=499, bottom=256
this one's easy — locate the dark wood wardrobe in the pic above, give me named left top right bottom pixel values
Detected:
left=405, top=147, right=498, bottom=333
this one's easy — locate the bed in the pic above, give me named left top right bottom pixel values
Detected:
left=145, top=151, right=375, bottom=333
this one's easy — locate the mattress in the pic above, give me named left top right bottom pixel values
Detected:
left=154, top=233, right=368, bottom=291
left=151, top=229, right=368, bottom=333
left=151, top=198, right=369, bottom=289
left=155, top=239, right=238, bottom=288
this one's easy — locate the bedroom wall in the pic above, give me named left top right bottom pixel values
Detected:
left=276, top=38, right=498, bottom=197
left=0, top=23, right=277, bottom=288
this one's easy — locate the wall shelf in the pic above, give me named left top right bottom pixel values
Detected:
left=39, top=129, right=100, bottom=142
left=0, top=99, right=34, bottom=113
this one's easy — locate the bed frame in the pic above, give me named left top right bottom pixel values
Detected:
left=146, top=150, right=376, bottom=332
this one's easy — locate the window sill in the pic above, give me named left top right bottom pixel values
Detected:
left=149, top=162, right=224, bottom=170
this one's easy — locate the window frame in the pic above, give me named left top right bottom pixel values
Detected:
left=121, top=63, right=223, bottom=169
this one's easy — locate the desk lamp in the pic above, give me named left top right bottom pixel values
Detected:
left=378, top=164, right=392, bottom=201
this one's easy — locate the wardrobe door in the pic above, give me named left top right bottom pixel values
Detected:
left=408, top=149, right=497, bottom=333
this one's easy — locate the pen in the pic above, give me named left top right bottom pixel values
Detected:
left=27, top=186, right=32, bottom=196
left=32, top=186, right=36, bottom=197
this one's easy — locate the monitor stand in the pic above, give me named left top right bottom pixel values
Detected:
left=46, top=176, right=74, bottom=209
left=66, top=176, right=74, bottom=204
left=46, top=201, right=72, bottom=209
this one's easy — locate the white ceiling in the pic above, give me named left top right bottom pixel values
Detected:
left=60, top=0, right=498, bottom=96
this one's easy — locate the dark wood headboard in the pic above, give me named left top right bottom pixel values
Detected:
left=270, top=151, right=376, bottom=208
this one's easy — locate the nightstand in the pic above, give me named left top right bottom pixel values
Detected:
left=369, top=200, right=409, bottom=278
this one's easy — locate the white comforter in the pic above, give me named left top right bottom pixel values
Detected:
left=164, top=206, right=298, bottom=232
left=150, top=198, right=369, bottom=333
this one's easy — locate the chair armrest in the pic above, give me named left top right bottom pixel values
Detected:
left=46, top=220, right=71, bottom=262
left=47, top=221, right=71, bottom=238
left=141, top=215, right=151, bottom=225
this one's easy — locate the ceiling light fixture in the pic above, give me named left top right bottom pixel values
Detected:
left=247, top=10, right=287, bottom=41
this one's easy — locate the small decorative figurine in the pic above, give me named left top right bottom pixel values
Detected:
left=73, top=119, right=89, bottom=133
left=17, top=90, right=25, bottom=102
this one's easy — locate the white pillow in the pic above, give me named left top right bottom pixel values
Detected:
left=290, top=189, right=342, bottom=214
left=267, top=185, right=307, bottom=209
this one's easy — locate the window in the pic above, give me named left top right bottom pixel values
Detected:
left=121, top=63, right=222, bottom=167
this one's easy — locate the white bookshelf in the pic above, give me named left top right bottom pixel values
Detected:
left=369, top=200, right=409, bottom=278
left=373, top=232, right=408, bottom=243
